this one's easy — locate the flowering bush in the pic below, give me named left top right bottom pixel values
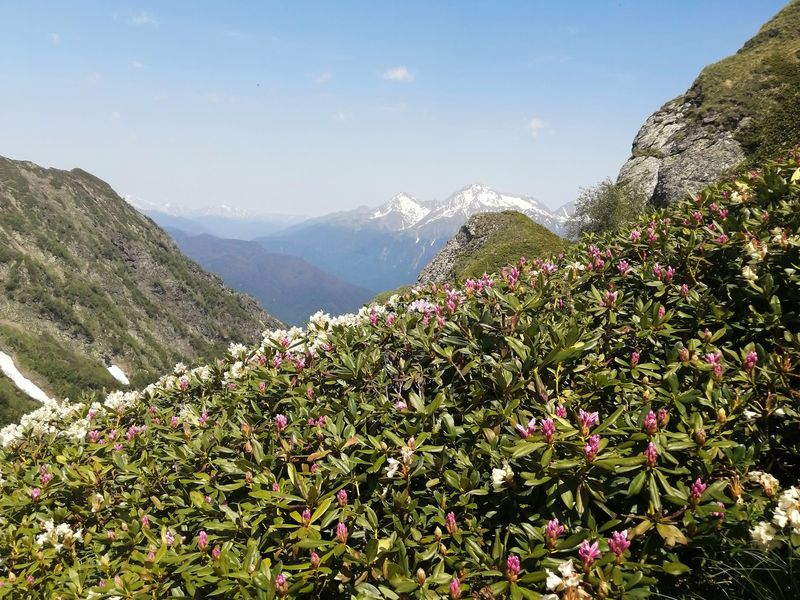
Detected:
left=0, top=152, right=798, bottom=598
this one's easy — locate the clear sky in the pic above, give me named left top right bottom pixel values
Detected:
left=0, top=1, right=788, bottom=215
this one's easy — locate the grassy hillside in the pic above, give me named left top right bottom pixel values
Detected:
left=450, top=211, right=568, bottom=280
left=690, top=0, right=800, bottom=162
left=0, top=156, right=280, bottom=422
left=0, top=374, right=38, bottom=425
left=0, top=151, right=798, bottom=597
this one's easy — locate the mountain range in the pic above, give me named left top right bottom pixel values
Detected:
left=255, top=183, right=567, bottom=291
left=168, top=229, right=374, bottom=326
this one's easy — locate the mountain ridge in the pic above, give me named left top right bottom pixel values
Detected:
left=0, top=155, right=281, bottom=422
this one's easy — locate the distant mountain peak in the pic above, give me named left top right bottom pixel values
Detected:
left=369, top=192, right=430, bottom=230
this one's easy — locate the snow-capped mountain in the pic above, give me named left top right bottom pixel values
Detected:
left=414, top=184, right=565, bottom=238
left=369, top=193, right=430, bottom=230
left=257, top=183, right=567, bottom=292
left=365, top=184, right=566, bottom=236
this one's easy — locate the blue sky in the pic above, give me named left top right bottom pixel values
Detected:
left=0, top=1, right=787, bottom=215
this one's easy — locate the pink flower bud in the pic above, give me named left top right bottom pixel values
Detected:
left=506, top=555, right=521, bottom=582
left=337, top=489, right=348, bottom=507
left=744, top=351, right=758, bottom=372
left=690, top=478, right=707, bottom=504
left=540, top=418, right=555, bottom=445
left=197, top=530, right=208, bottom=550
left=578, top=409, right=599, bottom=436
left=645, top=442, right=658, bottom=468
left=449, top=577, right=462, bottom=600
left=310, top=551, right=320, bottom=569
left=643, top=410, right=658, bottom=435
left=608, top=530, right=631, bottom=561
left=583, top=434, right=600, bottom=462
left=545, top=518, right=564, bottom=549
left=578, top=539, right=600, bottom=570
left=274, top=414, right=288, bottom=432
left=275, top=573, right=288, bottom=597
left=336, top=522, right=348, bottom=544
left=445, top=511, right=457, bottom=535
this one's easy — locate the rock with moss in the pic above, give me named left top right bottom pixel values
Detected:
left=617, top=0, right=800, bottom=206
left=417, top=211, right=567, bottom=285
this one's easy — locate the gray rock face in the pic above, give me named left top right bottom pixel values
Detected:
left=417, top=213, right=505, bottom=285
left=617, top=97, right=746, bottom=207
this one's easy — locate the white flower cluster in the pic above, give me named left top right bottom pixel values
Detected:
left=0, top=397, right=83, bottom=447
left=748, top=470, right=780, bottom=497
left=744, top=238, right=767, bottom=262
left=0, top=288, right=425, bottom=449
left=491, top=463, right=514, bottom=492
left=227, top=343, right=248, bottom=359
left=223, top=360, right=247, bottom=385
left=35, top=519, right=83, bottom=552
left=751, top=484, right=800, bottom=550
left=542, top=560, right=584, bottom=600
left=103, top=390, right=141, bottom=412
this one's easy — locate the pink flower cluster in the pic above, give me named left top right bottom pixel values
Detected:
left=705, top=352, right=724, bottom=382
left=583, top=434, right=600, bottom=462
left=608, top=530, right=631, bottom=561
left=744, top=351, right=758, bottom=372
left=545, top=518, right=564, bottom=549
left=578, top=539, right=600, bottom=570
left=540, top=418, right=556, bottom=445
left=578, top=409, right=599, bottom=436
left=514, top=418, right=536, bottom=439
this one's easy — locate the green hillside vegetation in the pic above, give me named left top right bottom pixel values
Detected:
left=690, top=0, right=800, bottom=162
left=0, top=374, right=38, bottom=425
left=0, top=151, right=797, bottom=598
left=449, top=212, right=568, bottom=280
left=0, top=157, right=280, bottom=423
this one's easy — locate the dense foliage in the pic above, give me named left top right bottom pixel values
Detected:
left=565, top=179, right=648, bottom=239
left=0, top=153, right=799, bottom=598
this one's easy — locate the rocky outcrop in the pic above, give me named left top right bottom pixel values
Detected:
left=616, top=96, right=746, bottom=207
left=617, top=1, right=800, bottom=206
left=417, top=213, right=507, bottom=285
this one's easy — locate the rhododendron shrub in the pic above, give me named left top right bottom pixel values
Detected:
left=0, top=153, right=798, bottom=598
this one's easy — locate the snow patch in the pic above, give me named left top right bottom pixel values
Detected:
left=0, top=351, right=51, bottom=403
left=107, top=364, right=130, bottom=386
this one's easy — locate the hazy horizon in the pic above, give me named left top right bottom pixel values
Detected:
left=0, top=0, right=786, bottom=216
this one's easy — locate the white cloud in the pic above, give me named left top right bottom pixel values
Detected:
left=111, top=111, right=121, bottom=120
left=383, top=66, right=414, bottom=82
left=527, top=118, right=544, bottom=138
left=313, top=71, right=333, bottom=84
left=129, top=59, right=145, bottom=70
left=129, top=12, right=158, bottom=27
left=334, top=111, right=352, bottom=122
left=50, top=33, right=61, bottom=45
left=86, top=72, right=102, bottom=85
